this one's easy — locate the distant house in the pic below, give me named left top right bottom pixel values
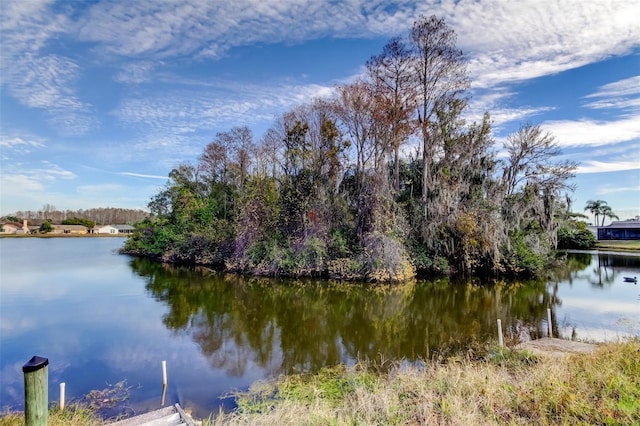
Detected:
left=51, top=224, right=88, bottom=234
left=95, top=225, right=118, bottom=234
left=113, top=224, right=134, bottom=234
left=95, top=224, right=134, bottom=235
left=1, top=220, right=29, bottom=234
left=597, top=220, right=640, bottom=240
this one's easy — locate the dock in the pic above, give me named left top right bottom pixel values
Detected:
left=110, top=403, right=197, bottom=426
left=516, top=337, right=597, bottom=357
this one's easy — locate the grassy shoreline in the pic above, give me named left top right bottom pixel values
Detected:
left=210, top=340, right=639, bottom=425
left=0, top=233, right=126, bottom=238
left=595, top=240, right=640, bottom=252
left=1, top=340, right=638, bottom=425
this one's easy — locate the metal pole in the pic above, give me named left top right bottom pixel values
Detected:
left=60, top=382, right=66, bottom=411
left=497, top=319, right=504, bottom=348
left=23, top=356, right=49, bottom=426
left=162, top=360, right=167, bottom=385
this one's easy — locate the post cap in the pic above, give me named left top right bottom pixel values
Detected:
left=22, top=356, right=49, bottom=373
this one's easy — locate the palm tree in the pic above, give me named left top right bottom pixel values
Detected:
left=599, top=205, right=619, bottom=226
left=584, top=199, right=605, bottom=226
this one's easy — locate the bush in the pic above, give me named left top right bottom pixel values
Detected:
left=557, top=222, right=596, bottom=249
left=502, top=230, right=546, bottom=275
left=38, top=220, right=54, bottom=233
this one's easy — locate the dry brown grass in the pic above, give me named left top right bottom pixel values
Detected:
left=210, top=340, right=640, bottom=425
left=0, top=406, right=103, bottom=426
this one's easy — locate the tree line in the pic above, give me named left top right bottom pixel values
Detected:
left=4, top=205, right=149, bottom=226
left=122, top=15, right=577, bottom=281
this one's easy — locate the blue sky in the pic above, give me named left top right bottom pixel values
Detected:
left=1, top=0, right=639, bottom=224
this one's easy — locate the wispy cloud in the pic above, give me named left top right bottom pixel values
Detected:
left=583, top=75, right=640, bottom=111
left=467, top=89, right=555, bottom=129
left=76, top=1, right=396, bottom=59
left=115, top=61, right=157, bottom=84
left=448, top=1, right=640, bottom=87
left=576, top=160, right=640, bottom=174
left=0, top=135, right=45, bottom=149
left=585, top=76, right=640, bottom=99
left=38, top=161, right=77, bottom=180
left=0, top=174, right=46, bottom=194
left=0, top=1, right=94, bottom=135
left=3, top=0, right=639, bottom=138
left=111, top=79, right=334, bottom=159
left=0, top=161, right=76, bottom=196
left=594, top=183, right=640, bottom=194
left=120, top=172, right=167, bottom=180
left=543, top=116, right=640, bottom=148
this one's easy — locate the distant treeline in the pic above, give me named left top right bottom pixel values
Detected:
left=4, top=206, right=149, bottom=226
left=122, top=15, right=582, bottom=281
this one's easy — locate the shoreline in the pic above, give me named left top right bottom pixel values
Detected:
left=2, top=340, right=637, bottom=425
left=0, top=234, right=127, bottom=238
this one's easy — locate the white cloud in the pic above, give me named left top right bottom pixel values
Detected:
left=446, top=0, right=640, bottom=87
left=120, top=172, right=168, bottom=180
left=576, top=161, right=640, bottom=174
left=585, top=76, right=640, bottom=99
left=0, top=1, right=94, bottom=135
left=2, top=0, right=639, bottom=140
left=467, top=89, right=555, bottom=129
left=594, top=184, right=640, bottom=194
left=40, top=161, right=77, bottom=180
left=0, top=161, right=76, bottom=202
left=0, top=135, right=45, bottom=148
left=543, top=116, right=640, bottom=148
left=583, top=75, right=640, bottom=111
left=115, top=61, right=157, bottom=84
left=0, top=174, right=45, bottom=194
left=111, top=79, right=334, bottom=159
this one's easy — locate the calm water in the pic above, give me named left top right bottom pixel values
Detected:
left=1, top=238, right=639, bottom=418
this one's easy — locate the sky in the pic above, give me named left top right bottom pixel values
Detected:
left=1, top=0, right=639, bottom=224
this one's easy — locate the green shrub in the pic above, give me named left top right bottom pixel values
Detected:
left=557, top=222, right=596, bottom=249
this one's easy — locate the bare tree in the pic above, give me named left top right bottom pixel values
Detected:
left=501, top=123, right=577, bottom=245
left=333, top=80, right=378, bottom=178
left=367, top=37, right=415, bottom=193
left=211, top=126, right=255, bottom=193
left=410, top=15, right=469, bottom=226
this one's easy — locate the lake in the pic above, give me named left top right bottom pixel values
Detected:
left=1, top=238, right=639, bottom=419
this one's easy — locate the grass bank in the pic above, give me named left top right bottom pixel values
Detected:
left=1, top=341, right=638, bottom=425
left=595, top=240, right=640, bottom=252
left=0, top=406, right=102, bottom=426
left=212, top=340, right=640, bottom=425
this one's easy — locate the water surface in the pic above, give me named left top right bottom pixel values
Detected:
left=1, top=238, right=638, bottom=418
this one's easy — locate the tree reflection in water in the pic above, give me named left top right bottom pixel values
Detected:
left=130, top=258, right=565, bottom=377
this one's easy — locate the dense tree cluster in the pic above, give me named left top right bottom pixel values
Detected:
left=123, top=15, right=576, bottom=281
left=6, top=206, right=149, bottom=225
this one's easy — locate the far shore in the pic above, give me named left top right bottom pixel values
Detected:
left=594, top=240, right=640, bottom=252
left=2, top=233, right=639, bottom=252
left=0, top=233, right=127, bottom=238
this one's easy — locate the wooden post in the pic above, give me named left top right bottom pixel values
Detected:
left=60, top=382, right=66, bottom=411
left=161, top=384, right=167, bottom=406
left=162, top=360, right=167, bottom=385
left=23, top=356, right=49, bottom=426
left=497, top=319, right=504, bottom=348
left=547, top=308, right=553, bottom=337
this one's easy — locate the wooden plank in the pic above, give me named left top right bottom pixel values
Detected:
left=174, top=403, right=197, bottom=426
left=109, top=405, right=178, bottom=425
left=139, top=412, right=183, bottom=426
left=108, top=403, right=196, bottom=426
